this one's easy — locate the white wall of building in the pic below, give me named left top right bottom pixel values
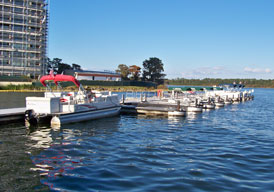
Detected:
left=77, top=75, right=121, bottom=81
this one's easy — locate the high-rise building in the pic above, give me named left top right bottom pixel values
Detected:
left=0, top=0, right=48, bottom=78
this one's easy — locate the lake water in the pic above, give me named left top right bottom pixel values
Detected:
left=1, top=88, right=274, bottom=191
left=0, top=92, right=43, bottom=109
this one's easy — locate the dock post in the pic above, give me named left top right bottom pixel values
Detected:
left=141, top=93, right=143, bottom=102
left=144, top=93, right=147, bottom=102
left=177, top=100, right=181, bottom=111
left=122, top=94, right=125, bottom=104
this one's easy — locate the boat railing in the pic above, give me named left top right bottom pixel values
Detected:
left=124, top=91, right=157, bottom=99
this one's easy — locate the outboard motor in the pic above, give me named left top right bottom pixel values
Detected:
left=25, top=109, right=38, bottom=127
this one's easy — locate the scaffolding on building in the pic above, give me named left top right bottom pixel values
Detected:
left=0, top=0, right=48, bottom=78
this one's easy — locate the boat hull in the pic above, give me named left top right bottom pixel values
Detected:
left=121, top=103, right=185, bottom=117
left=184, top=106, right=203, bottom=113
left=202, top=104, right=215, bottom=109
left=215, top=103, right=225, bottom=108
left=224, top=101, right=232, bottom=105
left=51, top=106, right=121, bottom=127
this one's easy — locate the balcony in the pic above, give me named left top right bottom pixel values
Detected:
left=0, top=28, right=43, bottom=36
left=0, top=2, right=46, bottom=12
left=0, top=10, right=42, bottom=19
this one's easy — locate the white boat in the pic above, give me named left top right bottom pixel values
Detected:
left=184, top=105, right=203, bottom=113
left=181, top=98, right=203, bottom=113
left=121, top=101, right=186, bottom=117
left=25, top=73, right=121, bottom=127
left=214, top=97, right=225, bottom=108
left=202, top=103, right=215, bottom=109
left=199, top=98, right=216, bottom=109
left=215, top=102, right=225, bottom=108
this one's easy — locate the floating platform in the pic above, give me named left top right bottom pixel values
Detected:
left=121, top=102, right=186, bottom=117
left=0, top=107, right=25, bottom=124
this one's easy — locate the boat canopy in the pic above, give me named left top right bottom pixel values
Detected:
left=40, top=73, right=81, bottom=87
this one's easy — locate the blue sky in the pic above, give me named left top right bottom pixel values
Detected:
left=48, top=0, right=274, bottom=79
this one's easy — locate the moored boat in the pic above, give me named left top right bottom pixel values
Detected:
left=121, top=99, right=186, bottom=117
left=25, top=72, right=121, bottom=127
left=184, top=105, right=203, bottom=113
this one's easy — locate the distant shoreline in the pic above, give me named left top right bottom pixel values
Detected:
left=1, top=85, right=273, bottom=93
left=0, top=86, right=160, bottom=92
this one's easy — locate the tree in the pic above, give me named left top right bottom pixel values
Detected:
left=46, top=57, right=53, bottom=74
left=46, top=57, right=59, bottom=74
left=116, top=64, right=130, bottom=80
left=50, top=58, right=72, bottom=74
left=142, top=57, right=166, bottom=83
left=72, top=63, right=81, bottom=71
left=129, top=65, right=141, bottom=81
left=52, top=58, right=62, bottom=70
left=57, top=63, right=72, bottom=74
left=46, top=57, right=82, bottom=74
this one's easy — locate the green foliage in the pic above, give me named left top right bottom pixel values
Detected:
left=142, top=57, right=166, bottom=84
left=0, top=84, right=40, bottom=90
left=46, top=57, right=81, bottom=74
left=129, top=65, right=141, bottom=81
left=116, top=64, right=130, bottom=80
left=72, top=63, right=81, bottom=70
left=57, top=63, right=72, bottom=74
left=166, top=78, right=274, bottom=88
left=30, top=80, right=157, bottom=89
left=0, top=75, right=32, bottom=82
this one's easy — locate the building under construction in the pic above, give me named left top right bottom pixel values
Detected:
left=0, top=0, right=48, bottom=78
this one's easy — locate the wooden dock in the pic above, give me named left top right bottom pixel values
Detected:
left=0, top=107, right=26, bottom=124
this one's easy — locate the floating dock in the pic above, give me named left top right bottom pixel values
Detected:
left=0, top=108, right=25, bottom=124
left=121, top=101, right=186, bottom=116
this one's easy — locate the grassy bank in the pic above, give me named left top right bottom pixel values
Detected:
left=0, top=84, right=162, bottom=92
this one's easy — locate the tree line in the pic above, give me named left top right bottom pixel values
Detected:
left=47, top=57, right=166, bottom=84
left=116, top=57, right=166, bottom=84
left=46, top=57, right=273, bottom=88
left=47, top=57, right=81, bottom=74
left=166, top=78, right=274, bottom=88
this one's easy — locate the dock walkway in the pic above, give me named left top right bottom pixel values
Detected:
left=0, top=107, right=26, bottom=124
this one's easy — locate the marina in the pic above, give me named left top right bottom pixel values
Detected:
left=121, top=85, right=254, bottom=116
left=0, top=85, right=254, bottom=125
left=0, top=84, right=254, bottom=125
left=0, top=88, right=274, bottom=191
left=0, top=0, right=273, bottom=191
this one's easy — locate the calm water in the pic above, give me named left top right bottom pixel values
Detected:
left=1, top=88, right=274, bottom=191
left=0, top=92, right=43, bottom=109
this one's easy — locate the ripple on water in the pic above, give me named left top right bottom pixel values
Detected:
left=2, top=89, right=274, bottom=191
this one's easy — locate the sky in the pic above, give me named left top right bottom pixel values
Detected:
left=48, top=0, right=274, bottom=79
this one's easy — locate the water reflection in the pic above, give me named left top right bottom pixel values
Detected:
left=0, top=92, right=43, bottom=109
left=26, top=127, right=56, bottom=149
left=28, top=117, right=121, bottom=190
left=0, top=123, right=49, bottom=191
left=185, top=113, right=201, bottom=121
left=3, top=89, right=274, bottom=191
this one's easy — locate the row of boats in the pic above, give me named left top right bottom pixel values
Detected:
left=121, top=86, right=254, bottom=116
left=25, top=73, right=254, bottom=127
